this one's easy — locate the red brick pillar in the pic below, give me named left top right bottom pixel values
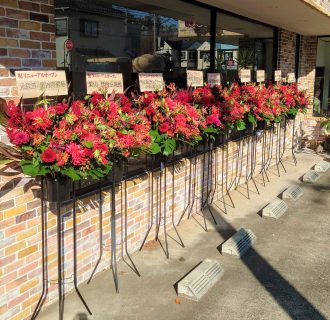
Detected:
left=0, top=0, right=56, bottom=101
left=278, top=29, right=297, bottom=77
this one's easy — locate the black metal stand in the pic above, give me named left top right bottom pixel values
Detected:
left=177, top=149, right=198, bottom=225
left=199, top=141, right=217, bottom=230
left=259, top=127, right=270, bottom=186
left=31, top=177, right=48, bottom=320
left=72, top=182, right=93, bottom=314
left=291, top=117, right=298, bottom=165
left=140, top=156, right=184, bottom=258
left=120, top=159, right=141, bottom=276
left=87, top=182, right=103, bottom=284
left=31, top=177, right=93, bottom=320
left=246, top=128, right=260, bottom=196
left=110, top=169, right=119, bottom=292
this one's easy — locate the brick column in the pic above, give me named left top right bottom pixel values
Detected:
left=298, top=35, right=318, bottom=110
left=0, top=0, right=56, bottom=102
left=278, top=29, right=297, bottom=77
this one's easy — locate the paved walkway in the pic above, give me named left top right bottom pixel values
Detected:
left=38, top=151, right=330, bottom=320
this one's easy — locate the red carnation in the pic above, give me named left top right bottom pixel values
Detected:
left=41, top=148, right=57, bottom=163
left=12, top=131, right=30, bottom=145
left=146, top=106, right=155, bottom=116
left=159, top=122, right=170, bottom=133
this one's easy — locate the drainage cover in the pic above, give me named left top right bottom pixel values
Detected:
left=221, top=228, right=256, bottom=257
left=262, top=198, right=288, bottom=219
left=178, top=259, right=224, bottom=301
left=282, top=185, right=304, bottom=201
left=302, top=170, right=321, bottom=183
left=314, top=160, right=330, bottom=173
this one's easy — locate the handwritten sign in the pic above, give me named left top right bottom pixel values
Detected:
left=139, top=73, right=164, bottom=92
left=15, top=70, right=67, bottom=99
left=239, top=69, right=251, bottom=83
left=287, top=73, right=295, bottom=83
left=86, top=72, right=123, bottom=94
left=187, top=70, right=204, bottom=87
left=256, top=70, right=265, bottom=83
left=207, top=73, right=221, bottom=87
left=274, top=70, right=282, bottom=82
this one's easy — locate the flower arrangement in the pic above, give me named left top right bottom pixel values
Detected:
left=134, top=86, right=202, bottom=156
left=2, top=93, right=150, bottom=180
left=278, top=83, right=308, bottom=118
left=192, top=85, right=224, bottom=140
left=0, top=82, right=309, bottom=181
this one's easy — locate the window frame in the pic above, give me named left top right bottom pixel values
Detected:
left=80, top=19, right=99, bottom=38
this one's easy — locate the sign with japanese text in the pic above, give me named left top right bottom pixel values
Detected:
left=187, top=70, right=204, bottom=87
left=207, top=73, right=221, bottom=87
left=15, top=70, right=68, bottom=99
left=287, top=72, right=296, bottom=83
left=274, top=70, right=282, bottom=82
left=138, top=73, right=164, bottom=92
left=256, top=70, right=265, bottom=83
left=86, top=72, right=124, bottom=94
left=239, top=69, right=251, bottom=83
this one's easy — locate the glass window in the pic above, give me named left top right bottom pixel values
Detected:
left=314, top=37, right=330, bottom=115
left=54, top=1, right=274, bottom=92
left=55, top=0, right=211, bottom=92
left=216, top=12, right=274, bottom=82
left=55, top=18, right=68, bottom=36
left=80, top=19, right=99, bottom=38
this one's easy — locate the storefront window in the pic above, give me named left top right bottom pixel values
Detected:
left=216, top=12, right=274, bottom=82
left=54, top=0, right=274, bottom=93
left=314, top=37, right=330, bottom=115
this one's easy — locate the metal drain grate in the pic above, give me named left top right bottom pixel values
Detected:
left=178, top=259, right=224, bottom=301
left=221, top=228, right=256, bottom=257
left=303, top=170, right=321, bottom=183
left=262, top=198, right=288, bottom=219
left=282, top=185, right=304, bottom=201
left=314, top=160, right=330, bottom=173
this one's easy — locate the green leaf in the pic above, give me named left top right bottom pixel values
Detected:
left=21, top=146, right=33, bottom=151
left=203, top=127, right=218, bottom=134
left=62, top=169, right=81, bottom=180
left=236, top=119, right=246, bottom=131
left=150, top=129, right=161, bottom=142
left=83, top=141, right=93, bottom=148
left=163, top=139, right=176, bottom=156
left=20, top=162, right=40, bottom=176
left=150, top=142, right=161, bottom=154
left=248, top=113, right=256, bottom=124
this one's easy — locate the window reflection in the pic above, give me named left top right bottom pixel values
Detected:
left=54, top=0, right=274, bottom=93
left=216, top=12, right=274, bottom=82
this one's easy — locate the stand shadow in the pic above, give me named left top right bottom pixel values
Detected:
left=208, top=207, right=327, bottom=320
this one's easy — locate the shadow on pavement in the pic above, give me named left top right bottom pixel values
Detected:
left=207, top=208, right=327, bottom=320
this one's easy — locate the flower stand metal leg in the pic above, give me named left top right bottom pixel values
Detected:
left=31, top=177, right=48, bottom=320
left=121, top=159, right=141, bottom=276
left=110, top=169, right=119, bottom=292
left=72, top=182, right=93, bottom=314
left=87, top=182, right=103, bottom=284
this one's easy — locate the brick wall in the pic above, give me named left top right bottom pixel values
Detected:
left=0, top=121, right=300, bottom=320
left=0, top=0, right=56, bottom=101
left=278, top=29, right=321, bottom=142
left=278, top=29, right=297, bottom=77
left=298, top=36, right=318, bottom=109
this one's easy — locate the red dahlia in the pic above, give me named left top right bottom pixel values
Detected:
left=159, top=122, right=170, bottom=133
left=41, top=148, right=57, bottom=163
left=12, top=131, right=30, bottom=145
